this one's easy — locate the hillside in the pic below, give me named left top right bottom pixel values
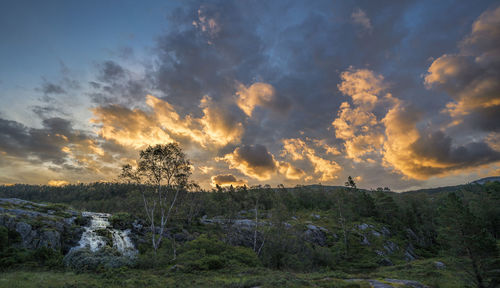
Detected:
left=1, top=180, right=499, bottom=287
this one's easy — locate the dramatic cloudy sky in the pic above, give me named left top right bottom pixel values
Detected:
left=1, top=0, right=499, bottom=190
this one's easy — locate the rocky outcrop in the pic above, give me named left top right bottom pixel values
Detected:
left=303, top=224, right=329, bottom=246
left=0, top=198, right=83, bottom=253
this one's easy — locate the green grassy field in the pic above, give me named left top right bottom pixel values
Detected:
left=0, top=257, right=470, bottom=288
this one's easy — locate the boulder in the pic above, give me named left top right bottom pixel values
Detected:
left=304, top=224, right=329, bottom=246
left=383, top=241, right=398, bottom=254
left=434, top=261, right=446, bottom=269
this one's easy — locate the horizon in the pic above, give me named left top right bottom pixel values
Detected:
left=1, top=0, right=500, bottom=191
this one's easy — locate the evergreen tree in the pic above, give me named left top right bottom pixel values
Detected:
left=438, top=193, right=499, bottom=288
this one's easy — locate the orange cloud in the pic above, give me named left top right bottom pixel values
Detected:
left=278, top=161, right=306, bottom=180
left=199, top=96, right=244, bottom=146
left=236, top=82, right=275, bottom=117
left=332, top=68, right=387, bottom=162
left=338, top=67, right=386, bottom=109
left=91, top=104, right=173, bottom=149
left=198, top=166, right=214, bottom=174
left=48, top=180, right=69, bottom=186
left=91, top=95, right=243, bottom=149
left=424, top=6, right=500, bottom=121
left=281, top=138, right=341, bottom=181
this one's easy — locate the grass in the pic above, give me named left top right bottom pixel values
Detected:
left=0, top=261, right=474, bottom=288
left=0, top=267, right=379, bottom=288
left=364, top=257, right=471, bottom=288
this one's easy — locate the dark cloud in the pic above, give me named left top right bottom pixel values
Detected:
left=38, top=82, right=66, bottom=95
left=425, top=5, right=500, bottom=134
left=0, top=117, right=69, bottom=164
left=88, top=60, right=151, bottom=105
left=3, top=1, right=499, bottom=189
left=211, top=174, right=247, bottom=187
left=98, top=61, right=126, bottom=83
left=0, top=116, right=110, bottom=170
left=233, top=145, right=276, bottom=171
left=411, top=131, right=500, bottom=174
left=222, top=144, right=277, bottom=180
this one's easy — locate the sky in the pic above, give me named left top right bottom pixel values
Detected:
left=0, top=0, right=499, bottom=191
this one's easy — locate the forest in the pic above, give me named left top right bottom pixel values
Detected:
left=1, top=178, right=499, bottom=287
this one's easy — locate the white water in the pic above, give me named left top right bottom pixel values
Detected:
left=72, top=212, right=137, bottom=257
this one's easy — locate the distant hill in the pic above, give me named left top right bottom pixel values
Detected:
left=471, top=176, right=500, bottom=185
left=401, top=176, right=500, bottom=195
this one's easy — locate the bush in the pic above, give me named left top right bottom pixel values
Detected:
left=110, top=212, right=134, bottom=230
left=0, top=226, right=8, bottom=251
left=176, top=235, right=261, bottom=271
left=135, top=239, right=174, bottom=269
left=0, top=247, right=63, bottom=269
left=32, top=246, right=63, bottom=267
left=63, top=247, right=135, bottom=272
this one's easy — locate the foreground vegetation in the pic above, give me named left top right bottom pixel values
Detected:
left=0, top=258, right=475, bottom=288
left=1, top=179, right=499, bottom=287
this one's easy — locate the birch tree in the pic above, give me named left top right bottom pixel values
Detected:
left=120, top=143, right=192, bottom=253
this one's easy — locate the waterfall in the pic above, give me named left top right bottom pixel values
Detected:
left=72, top=211, right=137, bottom=256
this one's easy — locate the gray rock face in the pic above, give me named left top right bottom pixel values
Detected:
left=0, top=198, right=83, bottom=253
left=404, top=244, right=417, bottom=261
left=304, top=224, right=329, bottom=246
left=358, top=223, right=373, bottom=230
left=383, top=241, right=399, bottom=254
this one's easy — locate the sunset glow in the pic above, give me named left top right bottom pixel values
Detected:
left=1, top=1, right=499, bottom=190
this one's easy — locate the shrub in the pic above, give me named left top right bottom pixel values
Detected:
left=0, top=247, right=63, bottom=269
left=0, top=226, right=7, bottom=251
left=176, top=235, right=260, bottom=271
left=110, top=212, right=134, bottom=230
left=63, top=247, right=135, bottom=272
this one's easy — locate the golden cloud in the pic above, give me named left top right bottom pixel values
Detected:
left=278, top=161, right=306, bottom=180
left=91, top=95, right=243, bottom=149
left=236, top=82, right=275, bottom=117
left=338, top=67, right=386, bottom=109
left=48, top=180, right=69, bottom=186
left=332, top=68, right=387, bottom=162
left=424, top=6, right=500, bottom=121
left=199, top=96, right=244, bottom=146
left=281, top=138, right=341, bottom=181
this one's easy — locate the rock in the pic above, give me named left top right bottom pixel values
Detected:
left=358, top=223, right=373, bottom=230
left=434, top=261, right=446, bottom=269
left=375, top=250, right=385, bottom=256
left=384, top=278, right=430, bottom=288
left=0, top=199, right=84, bottom=252
left=304, top=224, right=328, bottom=246
left=311, top=214, right=321, bottom=219
left=383, top=241, right=398, bottom=254
left=378, top=258, right=393, bottom=266
left=169, top=264, right=183, bottom=272
left=361, top=234, right=370, bottom=245
left=404, top=250, right=417, bottom=262
left=291, top=216, right=298, bottom=221
left=347, top=279, right=428, bottom=288
left=381, top=226, right=391, bottom=237
left=371, top=230, right=382, bottom=237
